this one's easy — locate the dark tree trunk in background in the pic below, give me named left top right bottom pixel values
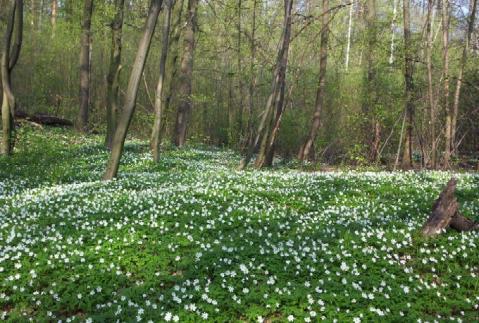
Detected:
left=173, top=0, right=198, bottom=147
left=451, top=0, right=476, bottom=157
left=78, top=0, right=94, bottom=132
left=401, top=0, right=414, bottom=169
left=151, top=0, right=174, bottom=162
left=361, top=0, right=380, bottom=162
left=442, top=0, right=451, bottom=168
left=103, top=0, right=163, bottom=180
left=298, top=0, right=330, bottom=162
left=1, top=0, right=23, bottom=156
left=239, top=0, right=293, bottom=170
left=105, top=0, right=125, bottom=149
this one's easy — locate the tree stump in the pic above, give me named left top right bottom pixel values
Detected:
left=422, top=178, right=478, bottom=237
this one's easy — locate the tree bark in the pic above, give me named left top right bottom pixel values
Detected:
left=401, top=0, right=414, bottom=169
left=105, top=0, right=125, bottom=149
left=151, top=0, right=174, bottom=162
left=173, top=0, right=198, bottom=147
left=389, top=0, right=398, bottom=64
left=344, top=0, right=354, bottom=70
left=451, top=0, right=477, bottom=157
left=78, top=0, right=94, bottom=132
left=1, top=0, right=23, bottom=156
left=103, top=0, right=163, bottom=180
left=298, top=0, right=329, bottom=162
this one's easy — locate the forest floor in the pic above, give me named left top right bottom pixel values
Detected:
left=1, top=127, right=479, bottom=322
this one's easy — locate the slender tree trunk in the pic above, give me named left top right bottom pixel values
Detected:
left=162, top=0, right=185, bottom=140
left=451, top=0, right=476, bottom=156
left=236, top=0, right=245, bottom=140
left=254, top=0, right=294, bottom=169
left=173, top=0, right=198, bottom=147
left=442, top=0, right=451, bottom=168
left=105, top=0, right=125, bottom=149
left=151, top=0, right=174, bottom=162
left=389, top=0, right=398, bottom=64
left=402, top=0, right=414, bottom=168
left=298, top=0, right=329, bottom=162
left=50, top=0, right=57, bottom=35
left=426, top=0, right=437, bottom=168
left=242, top=0, right=258, bottom=153
left=78, top=0, right=94, bottom=132
left=345, top=0, right=354, bottom=70
left=361, top=0, right=379, bottom=162
left=103, top=0, right=163, bottom=180
left=1, top=0, right=23, bottom=156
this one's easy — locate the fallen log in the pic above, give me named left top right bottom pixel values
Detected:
left=422, top=178, right=478, bottom=237
left=15, top=110, right=73, bottom=127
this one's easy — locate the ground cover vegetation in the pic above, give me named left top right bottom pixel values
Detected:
left=0, top=129, right=478, bottom=322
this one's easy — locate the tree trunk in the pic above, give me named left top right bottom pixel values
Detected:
left=173, top=0, right=198, bottom=147
left=426, top=0, right=437, bottom=168
left=451, top=0, right=476, bottom=157
left=442, top=0, right=451, bottom=168
left=422, top=178, right=478, bottom=237
left=242, top=0, right=258, bottom=153
left=344, top=0, right=354, bottom=70
left=254, top=0, right=293, bottom=169
left=236, top=0, right=245, bottom=141
left=151, top=0, right=174, bottom=162
left=361, top=0, right=379, bottom=162
left=1, top=0, right=23, bottom=156
left=105, top=0, right=125, bottom=149
left=401, top=0, right=414, bottom=169
left=389, top=0, right=398, bottom=64
left=78, top=0, right=94, bottom=132
left=103, top=0, right=163, bottom=180
left=298, top=0, right=329, bottom=162
left=50, top=0, right=57, bottom=35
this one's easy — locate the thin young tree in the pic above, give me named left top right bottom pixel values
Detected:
left=103, top=0, right=163, bottom=180
left=105, top=0, right=125, bottom=149
left=151, top=0, right=174, bottom=162
left=298, top=0, right=330, bottom=162
left=451, top=0, right=477, bottom=156
left=78, top=0, right=94, bottom=132
left=401, top=0, right=414, bottom=168
left=442, top=0, right=451, bottom=168
left=1, top=0, right=23, bottom=156
left=173, top=0, right=198, bottom=147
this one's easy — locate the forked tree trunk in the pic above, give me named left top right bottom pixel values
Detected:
left=173, top=0, right=198, bottom=147
left=105, top=0, right=125, bottom=149
left=451, top=0, right=476, bottom=157
left=78, top=0, right=94, bottom=132
left=1, top=0, right=23, bottom=156
left=253, top=0, right=293, bottom=169
left=401, top=0, right=414, bottom=169
left=422, top=178, right=478, bottom=237
left=298, top=0, right=330, bottom=162
left=103, top=0, right=163, bottom=180
left=151, top=0, right=174, bottom=162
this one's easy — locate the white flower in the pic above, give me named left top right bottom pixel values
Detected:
left=287, top=315, right=294, bottom=321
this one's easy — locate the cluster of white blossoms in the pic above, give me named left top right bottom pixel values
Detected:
left=0, top=136, right=478, bottom=322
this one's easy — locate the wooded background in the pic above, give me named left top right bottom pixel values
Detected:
left=1, top=0, right=478, bottom=169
